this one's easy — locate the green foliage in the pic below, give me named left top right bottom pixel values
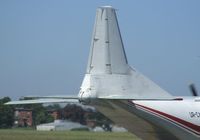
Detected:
left=60, top=104, right=113, bottom=131
left=34, top=111, right=46, bottom=124
left=0, top=97, right=14, bottom=128
left=45, top=114, right=54, bottom=123
left=61, top=104, right=85, bottom=124
left=46, top=104, right=61, bottom=110
left=35, top=111, right=54, bottom=125
left=29, top=105, right=54, bottom=126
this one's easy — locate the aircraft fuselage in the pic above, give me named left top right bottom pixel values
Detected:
left=92, top=97, right=200, bottom=140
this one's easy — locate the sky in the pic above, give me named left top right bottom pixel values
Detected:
left=0, top=0, right=199, bottom=100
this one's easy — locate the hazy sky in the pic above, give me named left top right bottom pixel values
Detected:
left=0, top=1, right=199, bottom=100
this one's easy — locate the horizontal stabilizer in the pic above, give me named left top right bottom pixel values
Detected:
left=5, top=98, right=79, bottom=105
left=22, top=95, right=79, bottom=99
left=98, top=95, right=174, bottom=100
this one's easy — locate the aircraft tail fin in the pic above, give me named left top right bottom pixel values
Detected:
left=79, top=6, right=173, bottom=101
left=87, top=6, right=129, bottom=74
left=6, top=6, right=173, bottom=106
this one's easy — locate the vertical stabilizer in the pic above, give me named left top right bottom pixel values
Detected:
left=79, top=6, right=172, bottom=101
left=87, top=6, right=128, bottom=74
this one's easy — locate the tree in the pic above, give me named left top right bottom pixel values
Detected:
left=0, top=97, right=14, bottom=128
left=61, top=104, right=85, bottom=124
left=46, top=104, right=61, bottom=110
left=60, top=103, right=113, bottom=130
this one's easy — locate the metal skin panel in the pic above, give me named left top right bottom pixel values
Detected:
left=92, top=99, right=179, bottom=140
left=133, top=100, right=200, bottom=140
left=87, top=7, right=128, bottom=74
left=134, top=99, right=200, bottom=127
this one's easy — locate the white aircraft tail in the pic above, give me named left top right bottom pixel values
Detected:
left=79, top=6, right=172, bottom=102
left=5, top=6, right=173, bottom=105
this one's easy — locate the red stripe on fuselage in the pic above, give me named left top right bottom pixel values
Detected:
left=130, top=101, right=200, bottom=135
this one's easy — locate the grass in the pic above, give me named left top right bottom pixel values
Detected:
left=0, top=129, right=140, bottom=140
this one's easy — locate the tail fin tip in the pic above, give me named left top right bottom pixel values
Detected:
left=87, top=6, right=129, bottom=74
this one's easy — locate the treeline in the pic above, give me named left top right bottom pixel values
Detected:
left=0, top=97, right=54, bottom=128
left=0, top=97, right=112, bottom=129
left=58, top=104, right=112, bottom=127
left=0, top=97, right=14, bottom=128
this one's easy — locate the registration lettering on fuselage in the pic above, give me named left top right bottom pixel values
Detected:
left=189, top=112, right=200, bottom=118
